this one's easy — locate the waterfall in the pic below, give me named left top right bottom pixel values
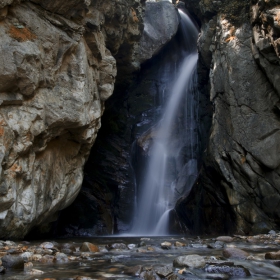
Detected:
left=131, top=10, right=199, bottom=235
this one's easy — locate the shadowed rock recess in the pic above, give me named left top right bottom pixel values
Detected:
left=0, top=0, right=144, bottom=238
left=176, top=0, right=280, bottom=235
left=54, top=1, right=183, bottom=236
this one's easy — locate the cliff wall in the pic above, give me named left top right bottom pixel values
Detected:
left=0, top=0, right=143, bottom=238
left=177, top=0, right=280, bottom=235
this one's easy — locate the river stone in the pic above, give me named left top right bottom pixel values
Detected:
left=208, top=241, right=224, bottom=249
left=128, top=244, right=136, bottom=250
left=138, top=241, right=146, bottom=247
left=39, top=242, right=54, bottom=249
left=173, top=255, right=206, bottom=268
left=31, top=254, right=42, bottom=262
left=265, top=250, right=280, bottom=260
left=2, top=254, right=25, bottom=269
left=216, top=236, right=234, bottom=243
left=80, top=242, right=99, bottom=253
left=27, top=269, right=44, bottom=275
left=54, top=252, right=68, bottom=262
left=4, top=241, right=16, bottom=246
left=174, top=241, right=186, bottom=247
left=223, top=248, right=249, bottom=260
left=161, top=241, right=172, bottom=249
left=204, top=274, right=229, bottom=280
left=155, top=265, right=173, bottom=278
left=125, top=265, right=142, bottom=276
left=269, top=230, right=277, bottom=236
left=21, top=252, right=34, bottom=262
left=24, top=262, right=33, bottom=272
left=40, top=255, right=54, bottom=263
left=107, top=243, right=127, bottom=250
left=205, top=264, right=251, bottom=277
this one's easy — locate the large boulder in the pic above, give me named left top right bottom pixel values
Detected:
left=0, top=0, right=143, bottom=238
left=136, top=1, right=180, bottom=64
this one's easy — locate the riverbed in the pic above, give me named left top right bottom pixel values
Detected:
left=1, top=234, right=280, bottom=279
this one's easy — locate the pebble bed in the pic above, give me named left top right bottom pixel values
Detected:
left=1, top=232, right=280, bottom=279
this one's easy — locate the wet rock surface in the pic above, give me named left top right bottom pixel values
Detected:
left=177, top=0, right=280, bottom=236
left=0, top=234, right=279, bottom=279
left=136, top=1, right=180, bottom=64
left=0, top=0, right=144, bottom=238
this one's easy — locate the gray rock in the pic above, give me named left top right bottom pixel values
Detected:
left=204, top=273, right=229, bottom=280
left=0, top=0, right=144, bottom=238
left=128, top=244, right=136, bottom=250
left=39, top=242, right=54, bottom=249
left=155, top=265, right=173, bottom=278
left=136, top=1, right=180, bottom=64
left=2, top=254, right=25, bottom=269
left=107, top=243, right=127, bottom=250
left=205, top=264, right=251, bottom=277
left=161, top=241, right=172, bottom=249
left=54, top=252, right=68, bottom=262
left=176, top=0, right=280, bottom=235
left=216, top=236, right=233, bottom=243
left=20, top=252, right=33, bottom=262
left=223, top=248, right=249, bottom=260
left=138, top=241, right=146, bottom=247
left=173, top=255, right=206, bottom=268
left=269, top=230, right=277, bottom=236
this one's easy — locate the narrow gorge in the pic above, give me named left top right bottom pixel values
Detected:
left=1, top=0, right=280, bottom=279
left=0, top=0, right=280, bottom=245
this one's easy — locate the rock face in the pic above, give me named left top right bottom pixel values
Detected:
left=53, top=1, right=182, bottom=236
left=0, top=0, right=143, bottom=238
left=177, top=0, right=280, bottom=235
left=136, top=1, right=180, bottom=64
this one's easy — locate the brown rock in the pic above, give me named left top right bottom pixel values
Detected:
left=80, top=242, right=99, bottom=253
left=265, top=251, right=280, bottom=260
left=125, top=265, right=142, bottom=276
left=175, top=241, right=186, bottom=247
left=40, top=255, right=54, bottom=263
left=216, top=236, right=234, bottom=243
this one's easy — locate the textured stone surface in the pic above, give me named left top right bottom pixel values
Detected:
left=205, top=264, right=251, bottom=277
left=53, top=1, right=187, bottom=236
left=176, top=0, right=280, bottom=235
left=0, top=0, right=143, bottom=238
left=173, top=255, right=206, bottom=268
left=136, top=1, right=180, bottom=64
left=223, top=248, right=249, bottom=260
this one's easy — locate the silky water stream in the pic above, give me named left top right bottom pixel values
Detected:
left=131, top=10, right=199, bottom=235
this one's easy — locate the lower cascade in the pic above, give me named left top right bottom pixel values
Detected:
left=131, top=10, right=199, bottom=235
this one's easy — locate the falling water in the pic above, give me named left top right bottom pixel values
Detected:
left=131, top=10, right=199, bottom=235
